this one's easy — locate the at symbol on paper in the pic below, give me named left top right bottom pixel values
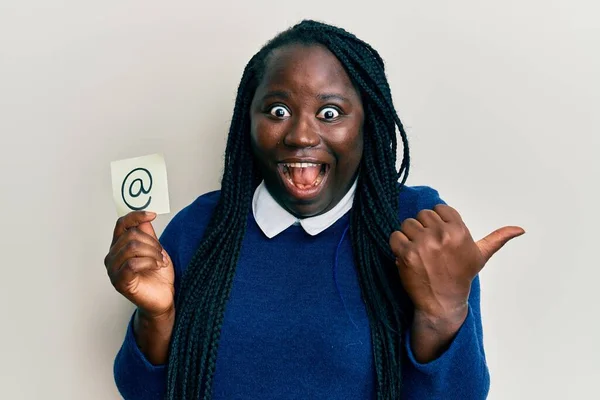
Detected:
left=121, top=167, right=153, bottom=211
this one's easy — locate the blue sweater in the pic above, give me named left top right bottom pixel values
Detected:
left=114, top=186, right=490, bottom=399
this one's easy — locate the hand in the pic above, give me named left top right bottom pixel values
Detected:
left=104, top=211, right=175, bottom=319
left=389, top=204, right=524, bottom=321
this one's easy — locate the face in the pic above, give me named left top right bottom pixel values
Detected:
left=250, top=44, right=364, bottom=218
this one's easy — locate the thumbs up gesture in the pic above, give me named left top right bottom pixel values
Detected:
left=389, top=204, right=524, bottom=320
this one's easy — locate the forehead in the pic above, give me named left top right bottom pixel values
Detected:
left=258, top=44, right=358, bottom=96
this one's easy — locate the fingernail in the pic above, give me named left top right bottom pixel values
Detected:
left=145, top=211, right=157, bottom=217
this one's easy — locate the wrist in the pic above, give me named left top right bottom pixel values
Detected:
left=409, top=304, right=468, bottom=364
left=413, top=303, right=468, bottom=333
left=133, top=306, right=175, bottom=366
left=137, top=305, right=175, bottom=328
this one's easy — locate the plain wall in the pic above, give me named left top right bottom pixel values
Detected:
left=1, top=0, right=598, bottom=398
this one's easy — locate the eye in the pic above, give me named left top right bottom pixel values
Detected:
left=269, top=105, right=290, bottom=118
left=317, top=107, right=340, bottom=120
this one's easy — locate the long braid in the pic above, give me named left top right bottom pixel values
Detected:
left=167, top=20, right=412, bottom=399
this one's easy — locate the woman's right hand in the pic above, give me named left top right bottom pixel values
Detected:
left=104, top=211, right=175, bottom=319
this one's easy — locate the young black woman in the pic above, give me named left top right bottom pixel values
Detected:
left=106, top=20, right=524, bottom=400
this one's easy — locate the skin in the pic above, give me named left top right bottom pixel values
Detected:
left=104, top=43, right=525, bottom=368
left=104, top=211, right=175, bottom=365
left=250, top=44, right=364, bottom=218
left=390, top=208, right=524, bottom=362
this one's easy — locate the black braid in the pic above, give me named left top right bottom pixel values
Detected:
left=166, top=20, right=411, bottom=399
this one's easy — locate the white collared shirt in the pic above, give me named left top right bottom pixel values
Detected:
left=252, top=179, right=357, bottom=238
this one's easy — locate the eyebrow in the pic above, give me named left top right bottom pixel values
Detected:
left=260, top=91, right=350, bottom=103
left=317, top=93, right=350, bottom=103
left=261, top=90, right=291, bottom=101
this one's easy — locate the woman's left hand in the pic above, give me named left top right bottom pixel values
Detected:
left=389, top=204, right=524, bottom=323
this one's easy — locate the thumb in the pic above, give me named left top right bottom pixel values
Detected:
left=138, top=220, right=158, bottom=240
left=476, top=226, right=525, bottom=263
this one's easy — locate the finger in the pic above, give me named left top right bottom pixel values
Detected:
left=137, top=221, right=158, bottom=240
left=105, top=227, right=163, bottom=269
left=416, top=209, right=445, bottom=228
left=477, top=226, right=525, bottom=263
left=400, top=218, right=424, bottom=241
left=111, top=211, right=157, bottom=247
left=389, top=230, right=410, bottom=258
left=109, top=240, right=165, bottom=274
left=162, top=248, right=173, bottom=266
left=110, top=257, right=163, bottom=291
left=112, top=227, right=163, bottom=254
left=433, top=204, right=463, bottom=223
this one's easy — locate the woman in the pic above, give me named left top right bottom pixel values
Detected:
left=105, top=20, right=523, bottom=399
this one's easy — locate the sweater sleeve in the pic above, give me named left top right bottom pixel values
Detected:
left=113, top=310, right=168, bottom=399
left=401, top=275, right=490, bottom=399
left=112, top=191, right=220, bottom=399
left=112, top=210, right=184, bottom=400
left=398, top=186, right=490, bottom=399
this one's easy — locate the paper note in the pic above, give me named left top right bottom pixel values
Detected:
left=110, top=154, right=170, bottom=217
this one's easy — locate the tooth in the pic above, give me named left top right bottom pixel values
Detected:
left=282, top=162, right=323, bottom=168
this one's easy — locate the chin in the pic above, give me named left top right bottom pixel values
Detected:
left=282, top=195, right=332, bottom=218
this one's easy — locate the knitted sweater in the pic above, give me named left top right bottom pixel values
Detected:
left=113, top=185, right=490, bottom=399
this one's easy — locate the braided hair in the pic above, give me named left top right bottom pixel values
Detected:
left=167, top=19, right=411, bottom=399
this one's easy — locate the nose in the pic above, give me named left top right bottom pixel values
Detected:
left=283, top=114, right=320, bottom=148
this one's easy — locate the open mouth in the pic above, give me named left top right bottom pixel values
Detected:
left=277, top=162, right=330, bottom=198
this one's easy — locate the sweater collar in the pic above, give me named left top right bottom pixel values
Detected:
left=252, top=179, right=357, bottom=239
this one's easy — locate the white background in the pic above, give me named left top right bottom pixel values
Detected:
left=1, top=1, right=598, bottom=399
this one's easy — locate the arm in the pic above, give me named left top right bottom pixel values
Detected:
left=113, top=310, right=171, bottom=399
left=133, top=307, right=175, bottom=364
left=410, top=305, right=468, bottom=364
left=401, top=276, right=490, bottom=400
left=390, top=187, right=523, bottom=399
left=110, top=212, right=181, bottom=400
left=111, top=192, right=218, bottom=399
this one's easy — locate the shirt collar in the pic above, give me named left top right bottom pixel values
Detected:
left=252, top=179, right=357, bottom=238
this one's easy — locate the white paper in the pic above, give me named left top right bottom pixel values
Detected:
left=110, top=154, right=170, bottom=217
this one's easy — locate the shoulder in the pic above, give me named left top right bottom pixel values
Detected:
left=176, top=190, right=221, bottom=225
left=155, top=190, right=220, bottom=287
left=163, top=190, right=221, bottom=235
left=159, top=190, right=221, bottom=266
left=398, top=184, right=447, bottom=220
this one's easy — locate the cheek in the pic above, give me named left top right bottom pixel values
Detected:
left=353, top=131, right=364, bottom=160
left=349, top=119, right=365, bottom=166
left=347, top=134, right=364, bottom=174
left=331, top=127, right=364, bottom=169
left=250, top=117, right=280, bottom=158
